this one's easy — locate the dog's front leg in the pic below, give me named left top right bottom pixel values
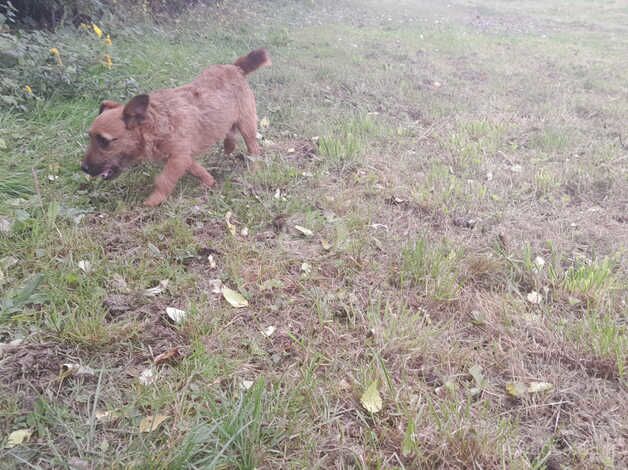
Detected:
left=144, top=157, right=190, bottom=207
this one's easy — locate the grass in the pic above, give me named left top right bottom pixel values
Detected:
left=1, top=0, right=627, bottom=468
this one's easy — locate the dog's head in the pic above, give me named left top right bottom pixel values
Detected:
left=81, top=94, right=150, bottom=180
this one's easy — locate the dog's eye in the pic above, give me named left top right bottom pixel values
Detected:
left=96, top=134, right=111, bottom=149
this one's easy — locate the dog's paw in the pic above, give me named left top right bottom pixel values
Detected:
left=200, top=174, right=216, bottom=188
left=144, top=193, right=166, bottom=207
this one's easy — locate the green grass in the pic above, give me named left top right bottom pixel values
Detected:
left=1, top=0, right=627, bottom=467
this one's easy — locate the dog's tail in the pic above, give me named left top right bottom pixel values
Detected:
left=234, top=48, right=271, bottom=75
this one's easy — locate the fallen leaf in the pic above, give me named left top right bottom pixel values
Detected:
left=147, top=243, right=161, bottom=257
left=144, top=279, right=169, bottom=297
left=402, top=417, right=416, bottom=457
left=5, top=429, right=32, bottom=448
left=260, top=279, right=284, bottom=291
left=469, top=365, right=484, bottom=387
left=262, top=326, right=276, bottom=337
left=260, top=116, right=270, bottom=128
left=470, top=310, right=485, bottom=326
left=225, top=211, right=237, bottom=236
left=139, top=368, right=156, bottom=385
left=95, top=410, right=119, bottom=423
left=209, top=279, right=223, bottom=294
left=208, top=254, right=217, bottom=269
left=320, top=239, right=332, bottom=251
left=505, top=382, right=527, bottom=398
left=67, top=458, right=90, bottom=470
left=360, top=380, right=383, bottom=413
left=527, top=291, right=543, bottom=304
left=0, top=338, right=23, bottom=357
left=240, top=379, right=254, bottom=390
left=301, top=262, right=312, bottom=275
left=222, top=285, right=248, bottom=308
left=78, top=260, right=92, bottom=274
left=139, top=414, right=168, bottom=433
left=154, top=347, right=183, bottom=365
left=111, top=273, right=131, bottom=293
left=165, top=307, right=186, bottom=323
left=1, top=256, right=18, bottom=270
left=0, top=217, right=11, bottom=233
left=294, top=225, right=314, bottom=237
left=372, top=237, right=383, bottom=251
left=528, top=381, right=553, bottom=393
left=60, top=363, right=95, bottom=378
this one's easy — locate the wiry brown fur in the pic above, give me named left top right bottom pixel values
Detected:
left=81, top=48, right=271, bottom=206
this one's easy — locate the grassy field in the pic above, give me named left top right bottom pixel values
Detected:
left=0, top=0, right=626, bottom=468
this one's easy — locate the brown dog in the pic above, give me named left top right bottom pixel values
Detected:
left=81, top=48, right=271, bottom=206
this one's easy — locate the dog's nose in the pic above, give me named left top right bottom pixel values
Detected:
left=80, top=161, right=90, bottom=173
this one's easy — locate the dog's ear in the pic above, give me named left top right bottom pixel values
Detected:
left=122, top=94, right=150, bottom=129
left=99, top=100, right=121, bottom=114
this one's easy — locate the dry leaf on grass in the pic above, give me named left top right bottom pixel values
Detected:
left=505, top=382, right=527, bottom=398
left=294, top=225, right=314, bottom=237
left=469, top=365, right=485, bottom=396
left=165, top=307, right=186, bottom=323
left=78, top=260, right=92, bottom=274
left=262, top=326, right=276, bottom=337
left=209, top=279, right=223, bottom=294
left=4, top=429, right=32, bottom=448
left=139, top=415, right=169, bottom=433
left=95, top=410, right=119, bottom=423
left=527, top=291, right=543, bottom=304
left=144, top=279, right=169, bottom=297
left=528, top=382, right=553, bottom=393
left=1, top=256, right=18, bottom=270
left=0, top=338, right=23, bottom=357
left=240, top=379, right=254, bottom=390
left=147, top=243, right=161, bottom=257
left=360, top=380, right=383, bottom=413
left=225, top=211, right=237, bottom=237
left=139, top=368, right=156, bottom=385
left=260, top=279, right=283, bottom=291
left=301, top=262, right=312, bottom=275
left=60, top=363, right=95, bottom=379
left=222, top=285, right=249, bottom=308
left=111, top=273, right=131, bottom=293
left=154, top=347, right=184, bottom=365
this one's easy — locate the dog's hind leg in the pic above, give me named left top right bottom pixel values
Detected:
left=224, top=125, right=237, bottom=155
left=237, top=117, right=260, bottom=156
left=188, top=161, right=215, bottom=187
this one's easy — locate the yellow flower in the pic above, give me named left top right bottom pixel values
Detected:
left=24, top=85, right=33, bottom=95
left=49, top=47, right=63, bottom=66
left=104, top=34, right=112, bottom=46
left=103, top=54, right=113, bottom=70
left=92, top=23, right=103, bottom=39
